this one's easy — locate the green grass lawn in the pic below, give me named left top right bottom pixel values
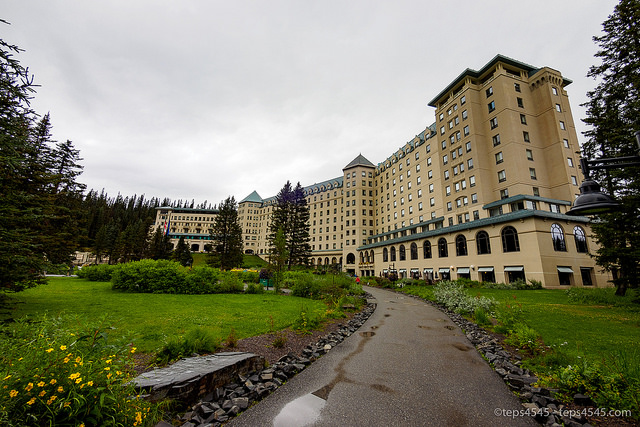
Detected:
left=465, top=288, right=640, bottom=364
left=4, top=277, right=327, bottom=353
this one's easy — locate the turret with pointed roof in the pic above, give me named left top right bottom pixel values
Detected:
left=343, top=154, right=375, bottom=171
left=239, top=191, right=263, bottom=204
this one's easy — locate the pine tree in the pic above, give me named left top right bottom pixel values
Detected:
left=208, top=196, right=243, bottom=270
left=172, top=236, right=192, bottom=267
left=268, top=181, right=311, bottom=269
left=581, top=0, right=640, bottom=296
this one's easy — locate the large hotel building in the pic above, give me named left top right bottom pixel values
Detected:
left=155, top=55, right=611, bottom=288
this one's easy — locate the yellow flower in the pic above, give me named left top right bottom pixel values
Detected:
left=46, top=395, right=57, bottom=405
left=104, top=367, right=110, bottom=371
left=3, top=375, right=11, bottom=381
left=75, top=357, right=82, bottom=363
left=131, top=347, right=137, bottom=354
left=37, top=381, right=46, bottom=387
left=9, top=390, right=18, bottom=398
left=105, top=359, right=112, bottom=364
left=69, top=372, right=80, bottom=380
left=46, top=348, right=54, bottom=353
left=75, top=377, right=82, bottom=384
left=49, top=379, right=57, bottom=385
left=39, top=390, right=46, bottom=397
left=107, top=373, right=112, bottom=379
left=57, top=386, right=64, bottom=393
left=59, top=345, right=67, bottom=351
left=136, top=412, right=143, bottom=424
left=87, top=381, right=94, bottom=387
left=27, top=397, right=36, bottom=405
left=64, top=401, right=71, bottom=408
left=25, top=383, right=34, bottom=391
left=116, top=371, right=122, bottom=376
left=63, top=357, right=70, bottom=364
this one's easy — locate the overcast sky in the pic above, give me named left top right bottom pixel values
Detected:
left=4, top=1, right=618, bottom=205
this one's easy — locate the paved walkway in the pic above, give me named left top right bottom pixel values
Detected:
left=229, top=286, right=536, bottom=427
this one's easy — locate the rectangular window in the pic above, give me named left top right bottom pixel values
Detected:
left=461, top=95, right=466, bottom=105
left=447, top=202, right=452, bottom=211
left=520, top=114, right=527, bottom=124
left=560, top=121, right=566, bottom=130
left=486, top=86, right=493, bottom=97
left=430, top=197, right=434, bottom=206
left=490, top=117, right=498, bottom=129
left=492, top=134, right=501, bottom=146
left=529, top=168, right=537, bottom=180
left=523, top=131, right=530, bottom=142
left=571, top=176, right=578, bottom=185
left=440, top=126, right=445, bottom=135
left=471, top=193, right=478, bottom=203
left=445, top=186, right=451, bottom=196
left=552, top=87, right=558, bottom=95
left=462, top=109, right=468, bottom=120
left=500, top=189, right=509, bottom=199
left=514, top=83, right=521, bottom=92
left=463, top=125, right=470, bottom=136
left=498, top=170, right=506, bottom=182
left=517, top=97, right=524, bottom=108
left=444, top=170, right=450, bottom=180
left=443, top=154, right=448, bottom=165
left=556, top=103, right=562, bottom=112
left=568, top=158, right=574, bottom=167
left=533, top=187, right=540, bottom=196
left=466, top=141, right=471, bottom=152
left=470, top=175, right=476, bottom=186
left=563, top=138, right=570, bottom=148
left=526, top=149, right=533, bottom=160
left=488, top=101, right=495, bottom=112
left=495, top=152, right=503, bottom=164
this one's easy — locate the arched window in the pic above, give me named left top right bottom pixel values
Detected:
left=573, top=226, right=588, bottom=253
left=369, top=251, right=375, bottom=263
left=383, top=248, right=388, bottom=262
left=346, top=253, right=356, bottom=264
left=423, top=240, right=432, bottom=259
left=438, top=237, right=448, bottom=258
left=551, top=223, right=566, bottom=252
left=410, top=243, right=418, bottom=260
left=501, top=226, right=520, bottom=252
left=390, top=246, right=397, bottom=262
left=476, top=230, right=491, bottom=254
left=455, top=235, right=468, bottom=256
left=399, top=245, right=406, bottom=261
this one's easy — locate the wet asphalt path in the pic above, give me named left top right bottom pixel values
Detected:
left=229, top=286, right=537, bottom=426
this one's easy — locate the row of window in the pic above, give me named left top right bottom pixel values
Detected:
left=379, top=224, right=588, bottom=262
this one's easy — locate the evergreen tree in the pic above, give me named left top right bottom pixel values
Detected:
left=172, top=236, right=192, bottom=267
left=208, top=196, right=243, bottom=270
left=147, top=227, right=173, bottom=260
left=268, top=181, right=311, bottom=269
left=581, top=0, right=640, bottom=296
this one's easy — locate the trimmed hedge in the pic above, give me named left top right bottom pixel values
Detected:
left=75, top=264, right=117, bottom=282
left=110, top=260, right=247, bottom=294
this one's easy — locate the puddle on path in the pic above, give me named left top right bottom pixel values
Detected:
left=274, top=325, right=380, bottom=426
left=273, top=393, right=326, bottom=427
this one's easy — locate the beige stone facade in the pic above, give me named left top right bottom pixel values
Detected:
left=155, top=55, right=611, bottom=288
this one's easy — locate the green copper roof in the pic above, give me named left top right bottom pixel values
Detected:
left=482, top=194, right=571, bottom=210
left=239, top=191, right=263, bottom=204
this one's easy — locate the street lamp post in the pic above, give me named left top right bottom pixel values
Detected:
left=567, top=131, right=640, bottom=216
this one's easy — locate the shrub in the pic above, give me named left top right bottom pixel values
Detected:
left=504, top=323, right=543, bottom=353
left=76, top=264, right=116, bottom=282
left=0, top=314, right=159, bottom=426
left=292, top=306, right=323, bottom=334
left=433, top=281, right=497, bottom=315
left=111, top=260, right=185, bottom=293
left=245, top=283, right=264, bottom=294
left=215, top=272, right=243, bottom=293
left=565, top=287, right=635, bottom=306
left=156, top=328, right=220, bottom=364
left=183, top=266, right=220, bottom=294
left=238, top=270, right=259, bottom=284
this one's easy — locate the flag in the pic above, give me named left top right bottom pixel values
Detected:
left=164, top=219, right=171, bottom=236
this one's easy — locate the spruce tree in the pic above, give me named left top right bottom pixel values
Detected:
left=172, top=236, right=192, bottom=267
left=268, top=181, right=311, bottom=269
left=581, top=0, right=640, bottom=296
left=208, top=196, right=243, bottom=270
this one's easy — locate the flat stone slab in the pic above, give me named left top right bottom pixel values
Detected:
left=132, top=352, right=264, bottom=402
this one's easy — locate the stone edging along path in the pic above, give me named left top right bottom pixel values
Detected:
left=165, top=290, right=596, bottom=427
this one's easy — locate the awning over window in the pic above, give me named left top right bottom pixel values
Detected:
left=557, top=266, right=574, bottom=274
left=383, top=269, right=388, bottom=273
left=456, top=267, right=470, bottom=274
left=424, top=268, right=433, bottom=273
left=478, top=267, right=494, bottom=272
left=504, top=266, right=524, bottom=272
left=439, top=268, right=450, bottom=273
left=399, top=268, right=407, bottom=273
left=410, top=268, right=419, bottom=273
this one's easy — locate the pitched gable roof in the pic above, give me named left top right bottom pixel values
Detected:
left=343, top=154, right=375, bottom=170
